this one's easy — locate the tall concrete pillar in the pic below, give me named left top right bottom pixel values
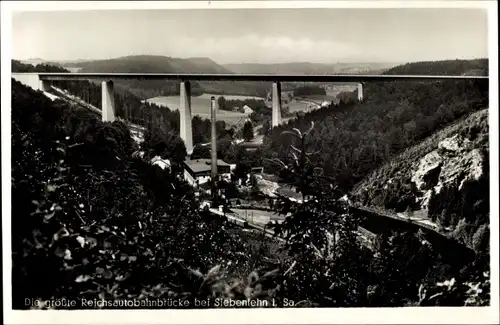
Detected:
left=179, top=81, right=193, bottom=154
left=38, top=79, right=51, bottom=92
left=357, top=83, right=364, bottom=102
left=101, top=80, right=115, bottom=122
left=210, top=96, right=218, bottom=179
left=272, top=81, right=282, bottom=127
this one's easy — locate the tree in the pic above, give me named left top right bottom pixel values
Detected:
left=217, top=136, right=234, bottom=162
left=260, top=120, right=271, bottom=136
left=249, top=173, right=259, bottom=195
left=293, top=85, right=326, bottom=97
left=191, top=144, right=211, bottom=160
left=404, top=205, right=414, bottom=219
left=266, top=122, right=372, bottom=306
left=166, top=136, right=187, bottom=164
left=243, top=121, right=254, bottom=141
left=234, top=146, right=251, bottom=181
left=337, top=91, right=357, bottom=105
left=438, top=209, right=450, bottom=228
left=472, top=224, right=489, bottom=254
left=217, top=96, right=227, bottom=111
left=427, top=188, right=440, bottom=222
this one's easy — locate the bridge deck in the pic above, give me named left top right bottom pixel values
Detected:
left=30, top=72, right=489, bottom=82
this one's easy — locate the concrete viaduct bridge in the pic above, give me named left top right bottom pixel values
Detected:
left=12, top=72, right=487, bottom=155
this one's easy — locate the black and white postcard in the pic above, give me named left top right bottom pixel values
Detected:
left=1, top=1, right=498, bottom=324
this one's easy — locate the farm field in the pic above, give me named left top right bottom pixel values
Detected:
left=65, top=67, right=82, bottom=73
left=145, top=94, right=251, bottom=125
left=197, top=93, right=265, bottom=101
left=145, top=83, right=351, bottom=125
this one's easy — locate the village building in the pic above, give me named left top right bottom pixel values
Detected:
left=183, top=158, right=232, bottom=187
left=242, top=105, right=254, bottom=114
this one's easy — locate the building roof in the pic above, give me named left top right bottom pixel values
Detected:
left=183, top=158, right=231, bottom=174
left=243, top=105, right=254, bottom=113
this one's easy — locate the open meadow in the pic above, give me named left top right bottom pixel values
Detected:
left=145, top=94, right=254, bottom=125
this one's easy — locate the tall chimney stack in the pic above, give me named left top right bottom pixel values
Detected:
left=211, top=96, right=218, bottom=180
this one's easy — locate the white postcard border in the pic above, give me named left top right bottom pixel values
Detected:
left=1, top=1, right=498, bottom=324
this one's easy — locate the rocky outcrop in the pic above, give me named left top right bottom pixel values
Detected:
left=438, top=134, right=473, bottom=154
left=411, top=134, right=484, bottom=209
left=411, top=151, right=442, bottom=191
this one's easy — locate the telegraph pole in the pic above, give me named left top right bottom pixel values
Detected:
left=211, top=97, right=218, bottom=201
left=211, top=96, right=218, bottom=178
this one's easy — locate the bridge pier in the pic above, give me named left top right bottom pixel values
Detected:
left=179, top=81, right=194, bottom=154
left=101, top=80, right=115, bottom=122
left=357, top=83, right=364, bottom=102
left=39, top=79, right=51, bottom=92
left=272, top=81, right=282, bottom=127
left=11, top=73, right=51, bottom=92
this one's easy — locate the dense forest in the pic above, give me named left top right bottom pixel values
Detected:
left=12, top=59, right=69, bottom=73
left=223, top=61, right=396, bottom=75
left=114, top=79, right=205, bottom=99
left=384, top=59, right=488, bottom=76
left=11, top=78, right=490, bottom=308
left=200, top=80, right=272, bottom=98
left=293, top=85, right=327, bottom=97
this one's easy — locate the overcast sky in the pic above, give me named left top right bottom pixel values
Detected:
left=12, top=8, right=488, bottom=64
